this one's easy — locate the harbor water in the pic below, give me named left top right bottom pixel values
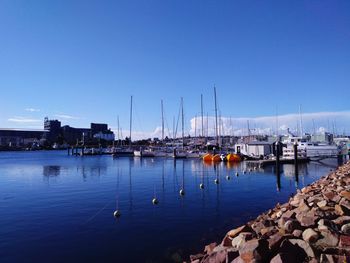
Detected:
left=0, top=151, right=338, bottom=263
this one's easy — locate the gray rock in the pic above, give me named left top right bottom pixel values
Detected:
left=267, top=232, right=284, bottom=251
left=341, top=223, right=350, bottom=234
left=283, top=219, right=301, bottom=233
left=231, top=256, right=245, bottom=263
left=323, top=191, right=341, bottom=203
left=302, top=228, right=319, bottom=243
left=292, top=229, right=303, bottom=238
left=231, top=232, right=253, bottom=249
left=239, top=239, right=269, bottom=262
left=226, top=225, right=252, bottom=239
left=204, top=242, right=217, bottom=254
left=317, top=200, right=327, bottom=208
left=260, top=226, right=277, bottom=236
left=333, top=216, right=350, bottom=225
left=316, top=229, right=339, bottom=248
left=296, top=210, right=318, bottom=227
left=189, top=253, right=204, bottom=261
left=340, top=190, right=350, bottom=200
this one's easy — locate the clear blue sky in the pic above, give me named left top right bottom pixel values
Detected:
left=0, top=0, right=349, bottom=137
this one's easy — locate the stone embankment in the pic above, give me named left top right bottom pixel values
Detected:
left=189, top=161, right=350, bottom=263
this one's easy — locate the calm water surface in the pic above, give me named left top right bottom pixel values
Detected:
left=0, top=151, right=338, bottom=263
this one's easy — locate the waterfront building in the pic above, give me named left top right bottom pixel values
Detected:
left=235, top=141, right=274, bottom=157
left=91, top=123, right=108, bottom=135
left=61, top=125, right=91, bottom=145
left=0, top=129, right=47, bottom=148
left=44, top=117, right=61, bottom=143
left=93, top=131, right=115, bottom=141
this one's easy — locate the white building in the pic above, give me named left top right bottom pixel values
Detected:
left=235, top=141, right=273, bottom=157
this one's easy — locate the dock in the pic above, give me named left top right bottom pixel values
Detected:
left=245, top=157, right=310, bottom=167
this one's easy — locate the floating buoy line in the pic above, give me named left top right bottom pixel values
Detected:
left=110, top=164, right=255, bottom=215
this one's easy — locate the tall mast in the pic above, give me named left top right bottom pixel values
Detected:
left=275, top=106, right=279, bottom=139
left=219, top=111, right=222, bottom=147
left=247, top=120, right=250, bottom=143
left=214, top=86, right=219, bottom=146
left=129, top=95, right=133, bottom=146
left=173, top=116, right=175, bottom=139
left=194, top=114, right=197, bottom=138
left=117, top=115, right=120, bottom=144
left=299, top=104, right=303, bottom=137
left=201, top=94, right=204, bottom=137
left=206, top=112, right=209, bottom=138
left=181, top=97, right=184, bottom=150
left=161, top=99, right=164, bottom=141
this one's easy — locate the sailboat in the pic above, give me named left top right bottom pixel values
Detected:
left=173, top=97, right=187, bottom=159
left=202, top=86, right=220, bottom=163
left=114, top=96, right=134, bottom=157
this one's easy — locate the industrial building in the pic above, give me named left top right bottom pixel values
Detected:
left=0, top=117, right=115, bottom=149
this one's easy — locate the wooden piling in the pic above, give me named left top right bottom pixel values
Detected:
left=294, top=142, right=299, bottom=182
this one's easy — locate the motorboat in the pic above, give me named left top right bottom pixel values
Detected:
left=134, top=148, right=155, bottom=157
left=283, top=136, right=339, bottom=158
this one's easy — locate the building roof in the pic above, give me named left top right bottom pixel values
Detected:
left=247, top=141, right=273, bottom=146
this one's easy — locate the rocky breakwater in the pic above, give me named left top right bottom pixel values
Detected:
left=189, top=161, right=350, bottom=263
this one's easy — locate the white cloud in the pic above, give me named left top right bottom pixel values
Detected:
left=110, top=126, right=173, bottom=141
left=25, top=108, right=40, bottom=112
left=110, top=110, right=350, bottom=140
left=8, top=117, right=42, bottom=123
left=188, top=111, right=350, bottom=137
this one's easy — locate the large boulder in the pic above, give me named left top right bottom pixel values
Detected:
left=340, top=191, right=350, bottom=201
left=222, top=225, right=253, bottom=247
left=302, top=228, right=319, bottom=243
left=296, top=210, right=318, bottom=227
left=238, top=239, right=269, bottom=262
left=231, top=232, right=254, bottom=250
left=316, top=229, right=339, bottom=248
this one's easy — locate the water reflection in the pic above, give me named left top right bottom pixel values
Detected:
left=43, top=165, right=60, bottom=177
left=76, top=157, right=338, bottom=216
left=0, top=151, right=340, bottom=263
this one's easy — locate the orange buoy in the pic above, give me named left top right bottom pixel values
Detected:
left=212, top=154, right=221, bottom=162
left=203, top=153, right=213, bottom=162
left=226, top=153, right=241, bottom=162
